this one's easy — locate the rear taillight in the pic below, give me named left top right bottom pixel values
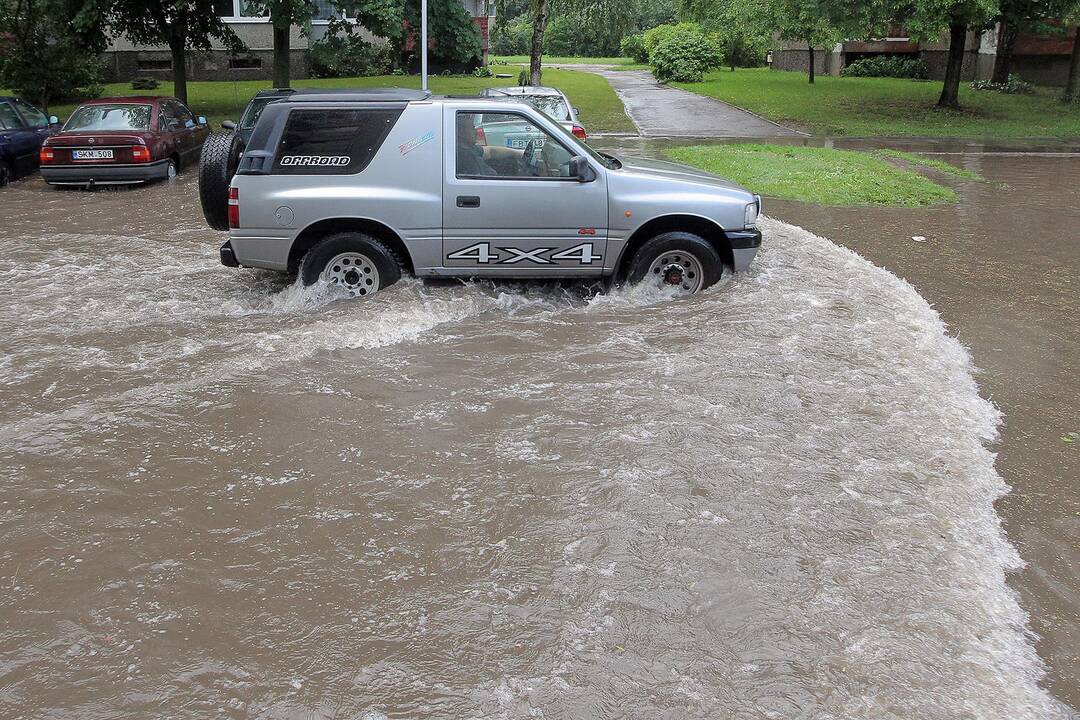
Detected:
left=227, top=187, right=239, bottom=228
left=572, top=125, right=587, bottom=140
left=131, top=146, right=151, bottom=163
left=39, top=147, right=54, bottom=164
left=475, top=126, right=487, bottom=144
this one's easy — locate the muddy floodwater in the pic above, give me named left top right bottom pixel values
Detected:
left=0, top=156, right=1077, bottom=718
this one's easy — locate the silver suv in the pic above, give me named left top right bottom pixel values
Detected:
left=209, top=88, right=761, bottom=297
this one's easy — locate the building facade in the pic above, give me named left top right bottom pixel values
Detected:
left=770, top=24, right=1078, bottom=86
left=101, top=0, right=494, bottom=83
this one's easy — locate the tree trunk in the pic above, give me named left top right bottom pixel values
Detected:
left=169, top=35, right=188, bottom=105
left=1064, top=25, right=1080, bottom=102
left=937, top=21, right=967, bottom=109
left=992, top=20, right=1018, bottom=84
left=528, top=0, right=550, bottom=86
left=808, top=43, right=815, bottom=84
left=273, top=24, right=291, bottom=88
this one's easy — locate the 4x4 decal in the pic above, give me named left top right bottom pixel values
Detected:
left=447, top=242, right=602, bottom=265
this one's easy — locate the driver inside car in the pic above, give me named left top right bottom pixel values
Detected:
left=456, top=114, right=498, bottom=177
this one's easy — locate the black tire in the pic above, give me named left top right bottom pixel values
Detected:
left=0, top=160, right=12, bottom=187
left=300, top=232, right=403, bottom=297
left=199, top=131, right=242, bottom=231
left=625, top=231, right=723, bottom=293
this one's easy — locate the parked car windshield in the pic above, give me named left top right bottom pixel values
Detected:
left=0, top=102, right=26, bottom=129
left=240, top=96, right=279, bottom=130
left=64, top=104, right=152, bottom=132
left=519, top=95, right=571, bottom=122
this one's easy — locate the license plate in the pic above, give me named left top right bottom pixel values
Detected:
left=506, top=137, right=544, bottom=150
left=72, top=149, right=113, bottom=160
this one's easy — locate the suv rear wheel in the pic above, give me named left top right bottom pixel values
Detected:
left=300, top=232, right=403, bottom=297
left=0, top=160, right=12, bottom=187
left=626, top=231, right=723, bottom=294
left=199, top=132, right=242, bottom=230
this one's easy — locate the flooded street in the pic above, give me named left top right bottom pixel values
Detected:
left=1, top=159, right=1076, bottom=718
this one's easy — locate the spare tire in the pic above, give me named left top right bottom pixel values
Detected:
left=199, top=131, right=242, bottom=231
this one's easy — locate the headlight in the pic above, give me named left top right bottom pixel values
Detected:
left=744, top=197, right=760, bottom=229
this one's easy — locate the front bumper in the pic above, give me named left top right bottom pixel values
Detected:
left=726, top=228, right=762, bottom=272
left=41, top=159, right=170, bottom=186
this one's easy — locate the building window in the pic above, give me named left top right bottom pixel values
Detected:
left=137, top=58, right=172, bottom=71
left=217, top=0, right=267, bottom=18
left=312, top=0, right=337, bottom=21
left=229, top=57, right=263, bottom=69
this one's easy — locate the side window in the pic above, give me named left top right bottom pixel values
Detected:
left=272, top=108, right=403, bottom=175
left=13, top=100, right=48, bottom=128
left=0, top=103, right=26, bottom=129
left=160, top=102, right=180, bottom=130
left=170, top=100, right=196, bottom=128
left=456, top=111, right=575, bottom=179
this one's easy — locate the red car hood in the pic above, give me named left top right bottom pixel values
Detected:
left=45, top=131, right=153, bottom=146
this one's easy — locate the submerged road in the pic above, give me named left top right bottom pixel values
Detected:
left=0, top=173, right=1073, bottom=719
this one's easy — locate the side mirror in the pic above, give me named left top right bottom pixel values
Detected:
left=221, top=120, right=236, bottom=130
left=574, top=107, right=581, bottom=115
left=197, top=115, right=207, bottom=125
left=569, top=155, right=596, bottom=183
left=49, top=115, right=60, bottom=125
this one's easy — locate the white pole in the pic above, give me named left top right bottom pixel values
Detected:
left=421, top=0, right=429, bottom=91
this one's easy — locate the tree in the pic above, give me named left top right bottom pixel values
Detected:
left=528, top=0, right=551, bottom=83
left=242, top=0, right=314, bottom=88
left=525, top=0, right=637, bottom=84
left=768, top=0, right=843, bottom=83
left=0, top=0, right=106, bottom=109
left=991, top=0, right=1066, bottom=83
left=108, top=0, right=244, bottom=104
left=1065, top=17, right=1080, bottom=100
left=901, top=0, right=998, bottom=108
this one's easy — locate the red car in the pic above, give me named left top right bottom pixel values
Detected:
left=40, top=96, right=209, bottom=187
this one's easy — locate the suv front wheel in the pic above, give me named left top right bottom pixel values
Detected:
left=625, top=231, right=723, bottom=294
left=300, top=232, right=403, bottom=297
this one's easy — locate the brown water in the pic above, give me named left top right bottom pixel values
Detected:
left=0, top=161, right=1076, bottom=718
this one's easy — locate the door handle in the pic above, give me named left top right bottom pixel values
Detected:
left=456, top=195, right=480, bottom=208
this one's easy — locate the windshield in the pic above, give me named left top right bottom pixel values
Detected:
left=64, top=104, right=152, bottom=132
left=519, top=94, right=571, bottom=122
left=240, top=96, right=279, bottom=130
left=543, top=117, right=619, bottom=169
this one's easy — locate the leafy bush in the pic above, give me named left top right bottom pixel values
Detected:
left=308, top=35, right=394, bottom=78
left=620, top=33, right=649, bottom=63
left=544, top=15, right=621, bottom=56
left=642, top=22, right=703, bottom=61
left=842, top=56, right=929, bottom=80
left=651, top=27, right=722, bottom=83
left=969, top=74, right=1035, bottom=95
left=473, top=64, right=493, bottom=77
left=518, top=68, right=530, bottom=86
left=131, top=76, right=160, bottom=90
left=490, top=21, right=531, bottom=56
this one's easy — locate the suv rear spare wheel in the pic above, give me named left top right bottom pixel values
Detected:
left=626, top=231, right=723, bottom=294
left=199, top=131, right=242, bottom=231
left=300, top=232, right=403, bottom=297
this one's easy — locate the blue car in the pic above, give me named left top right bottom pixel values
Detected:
left=0, top=96, right=60, bottom=186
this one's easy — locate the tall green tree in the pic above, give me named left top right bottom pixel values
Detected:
left=243, top=0, right=314, bottom=88
left=991, top=0, right=1069, bottom=83
left=1064, top=7, right=1080, bottom=100
left=900, top=0, right=999, bottom=108
left=526, top=0, right=637, bottom=83
left=768, top=0, right=843, bottom=82
left=0, top=0, right=106, bottom=109
left=108, top=0, right=244, bottom=104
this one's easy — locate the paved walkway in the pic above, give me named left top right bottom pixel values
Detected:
left=556, top=64, right=803, bottom=138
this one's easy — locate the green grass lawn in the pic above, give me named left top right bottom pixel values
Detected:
left=873, top=149, right=985, bottom=180
left=37, top=68, right=635, bottom=135
left=672, top=68, right=1080, bottom=138
left=665, top=143, right=961, bottom=206
left=490, top=55, right=635, bottom=66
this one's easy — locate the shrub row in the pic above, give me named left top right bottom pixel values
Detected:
left=841, top=56, right=929, bottom=80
